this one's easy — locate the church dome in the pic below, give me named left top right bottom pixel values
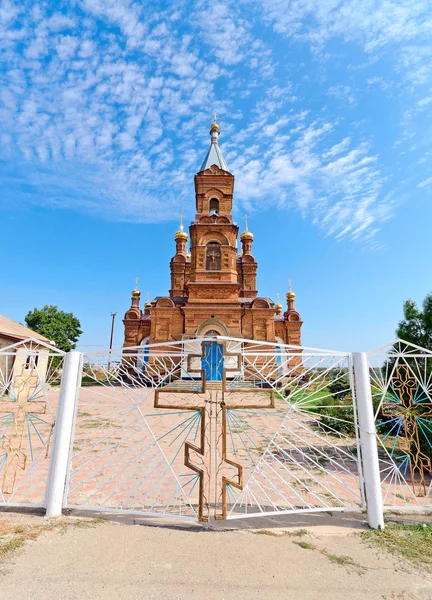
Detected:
left=240, top=229, right=254, bottom=242
left=287, top=290, right=295, bottom=300
left=131, top=289, right=140, bottom=298
left=174, top=226, right=188, bottom=241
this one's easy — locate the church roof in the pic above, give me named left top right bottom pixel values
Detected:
left=199, top=141, right=230, bottom=173
left=0, top=313, right=51, bottom=343
left=198, top=117, right=231, bottom=173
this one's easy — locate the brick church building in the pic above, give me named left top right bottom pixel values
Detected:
left=123, top=117, right=302, bottom=350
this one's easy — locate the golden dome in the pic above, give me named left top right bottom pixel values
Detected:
left=275, top=302, right=283, bottom=310
left=174, top=227, right=188, bottom=241
left=132, top=289, right=141, bottom=298
left=210, top=121, right=219, bottom=132
left=240, top=229, right=254, bottom=242
left=287, top=290, right=295, bottom=300
left=144, top=301, right=152, bottom=309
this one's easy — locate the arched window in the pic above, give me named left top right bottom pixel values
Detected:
left=209, top=197, right=219, bottom=215
left=206, top=242, right=222, bottom=271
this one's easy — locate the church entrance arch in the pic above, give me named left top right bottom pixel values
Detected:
left=196, top=319, right=229, bottom=338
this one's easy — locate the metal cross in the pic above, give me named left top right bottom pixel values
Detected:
left=243, top=215, right=249, bottom=230
left=154, top=342, right=274, bottom=521
left=0, top=364, right=46, bottom=495
left=135, top=277, right=139, bottom=290
left=179, top=214, right=184, bottom=228
left=382, top=365, right=432, bottom=496
left=213, top=111, right=218, bottom=123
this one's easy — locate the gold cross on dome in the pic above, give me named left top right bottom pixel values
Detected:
left=179, top=214, right=184, bottom=228
left=213, top=111, right=218, bottom=123
left=243, top=215, right=249, bottom=230
left=135, top=277, right=139, bottom=290
left=276, top=293, right=280, bottom=304
left=288, top=279, right=292, bottom=292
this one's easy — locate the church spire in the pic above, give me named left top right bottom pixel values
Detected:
left=131, top=277, right=141, bottom=308
left=199, top=113, right=231, bottom=173
left=286, top=279, right=296, bottom=311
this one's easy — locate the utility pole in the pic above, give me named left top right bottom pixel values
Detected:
left=108, top=312, right=117, bottom=373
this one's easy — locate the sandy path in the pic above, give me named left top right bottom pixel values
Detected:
left=1, top=511, right=431, bottom=600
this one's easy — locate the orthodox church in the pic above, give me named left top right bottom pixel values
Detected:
left=123, top=117, right=302, bottom=349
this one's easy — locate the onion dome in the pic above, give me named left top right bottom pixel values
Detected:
left=174, top=226, right=188, bottom=241
left=132, top=277, right=141, bottom=298
left=144, top=292, right=152, bottom=309
left=286, top=280, right=295, bottom=301
left=275, top=294, right=283, bottom=314
left=240, top=229, right=254, bottom=242
left=175, top=215, right=188, bottom=241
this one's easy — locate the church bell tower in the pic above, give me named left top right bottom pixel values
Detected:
left=123, top=115, right=303, bottom=346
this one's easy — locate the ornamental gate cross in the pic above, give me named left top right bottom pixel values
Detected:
left=0, top=363, right=46, bottom=495
left=383, top=364, right=432, bottom=496
left=154, top=341, right=275, bottom=521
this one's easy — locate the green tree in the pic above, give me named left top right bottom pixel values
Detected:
left=25, top=305, right=82, bottom=352
left=396, top=293, right=432, bottom=350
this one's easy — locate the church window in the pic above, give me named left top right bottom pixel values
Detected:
left=209, top=197, right=219, bottom=215
left=206, top=242, right=222, bottom=271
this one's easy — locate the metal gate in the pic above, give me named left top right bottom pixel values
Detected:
left=63, top=337, right=365, bottom=521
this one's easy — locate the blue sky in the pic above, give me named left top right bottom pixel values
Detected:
left=1, top=0, right=431, bottom=352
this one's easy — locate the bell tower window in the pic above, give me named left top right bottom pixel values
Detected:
left=206, top=242, right=222, bottom=271
left=209, top=197, right=219, bottom=216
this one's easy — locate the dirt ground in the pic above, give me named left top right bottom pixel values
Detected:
left=1, top=510, right=431, bottom=600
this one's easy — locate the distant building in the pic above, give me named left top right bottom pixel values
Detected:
left=123, top=117, right=303, bottom=349
left=0, top=314, right=54, bottom=387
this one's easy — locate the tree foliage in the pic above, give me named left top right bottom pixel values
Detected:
left=396, top=293, right=432, bottom=350
left=24, top=305, right=82, bottom=352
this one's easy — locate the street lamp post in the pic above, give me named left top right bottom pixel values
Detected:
left=108, top=312, right=117, bottom=373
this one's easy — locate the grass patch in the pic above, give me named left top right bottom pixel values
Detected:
left=322, top=551, right=355, bottom=566
left=0, top=517, right=106, bottom=563
left=252, top=529, right=281, bottom=536
left=361, top=523, right=432, bottom=571
left=288, top=388, right=330, bottom=412
left=320, top=549, right=365, bottom=574
left=0, top=536, right=25, bottom=558
left=292, top=540, right=316, bottom=550
left=288, top=528, right=308, bottom=537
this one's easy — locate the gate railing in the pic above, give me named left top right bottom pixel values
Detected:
left=1, top=337, right=430, bottom=529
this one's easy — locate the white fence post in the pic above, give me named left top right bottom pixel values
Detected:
left=45, top=350, right=82, bottom=518
left=352, top=352, right=385, bottom=530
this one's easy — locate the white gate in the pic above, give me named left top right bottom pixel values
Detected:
left=0, top=339, right=65, bottom=507
left=62, top=338, right=365, bottom=522
left=367, top=340, right=432, bottom=512
left=3, top=336, right=429, bottom=527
